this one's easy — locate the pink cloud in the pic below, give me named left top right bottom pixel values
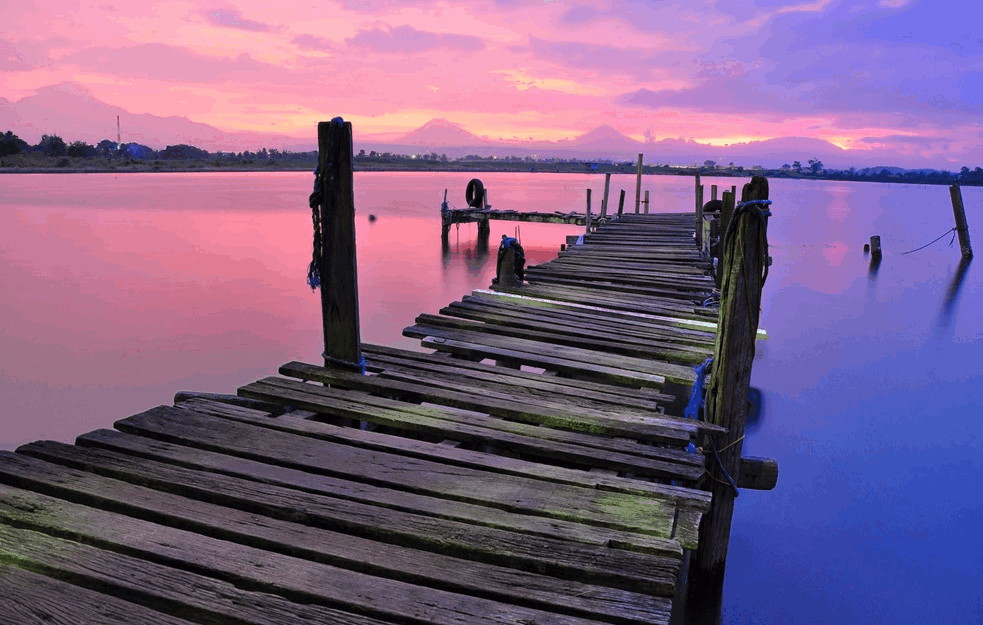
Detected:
left=347, top=25, right=484, bottom=54
left=203, top=8, right=272, bottom=32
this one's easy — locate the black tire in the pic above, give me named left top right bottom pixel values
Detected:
left=702, top=199, right=723, bottom=213
left=466, top=178, right=485, bottom=208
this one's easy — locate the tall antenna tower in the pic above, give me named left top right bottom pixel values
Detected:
left=116, top=115, right=121, bottom=143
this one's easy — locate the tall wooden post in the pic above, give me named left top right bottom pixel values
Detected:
left=601, top=173, right=611, bottom=219
left=644, top=190, right=650, bottom=214
left=634, top=153, right=643, bottom=213
left=950, top=184, right=973, bottom=258
left=687, top=176, right=771, bottom=621
left=715, top=190, right=736, bottom=288
left=585, top=188, right=593, bottom=234
left=617, top=189, right=626, bottom=217
left=317, top=119, right=363, bottom=371
left=711, top=184, right=718, bottom=202
left=695, top=184, right=705, bottom=249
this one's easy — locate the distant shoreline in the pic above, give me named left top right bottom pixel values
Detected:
left=1, top=158, right=978, bottom=186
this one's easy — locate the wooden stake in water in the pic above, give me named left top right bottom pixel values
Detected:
left=950, top=184, right=973, bottom=258
left=644, top=190, right=650, bottom=214
left=617, top=189, right=626, bottom=217
left=634, top=153, right=643, bottom=213
left=317, top=119, right=362, bottom=370
left=870, top=235, right=882, bottom=257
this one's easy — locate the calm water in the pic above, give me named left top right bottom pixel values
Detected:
left=1, top=171, right=981, bottom=623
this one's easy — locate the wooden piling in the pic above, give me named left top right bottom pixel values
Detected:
left=585, top=189, right=593, bottom=234
left=634, top=153, right=643, bottom=213
left=870, top=235, right=882, bottom=257
left=316, top=119, right=363, bottom=370
left=601, top=173, right=611, bottom=218
left=617, top=189, right=626, bottom=217
left=687, top=176, right=771, bottom=618
left=644, top=190, right=650, bottom=214
left=711, top=185, right=718, bottom=202
left=949, top=184, right=973, bottom=258
left=497, top=245, right=518, bottom=287
left=695, top=184, right=705, bottom=249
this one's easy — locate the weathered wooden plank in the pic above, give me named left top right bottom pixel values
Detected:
left=0, top=481, right=630, bottom=625
left=237, top=377, right=703, bottom=480
left=77, top=427, right=688, bottom=557
left=362, top=343, right=679, bottom=408
left=109, top=406, right=686, bottom=539
left=413, top=312, right=711, bottom=366
left=0, top=564, right=202, bottom=625
left=7, top=446, right=672, bottom=623
left=0, top=527, right=400, bottom=625
left=275, top=362, right=703, bottom=441
left=405, top=320, right=705, bottom=377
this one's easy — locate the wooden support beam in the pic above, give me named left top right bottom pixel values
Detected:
left=687, top=176, right=771, bottom=617
left=317, top=119, right=363, bottom=371
left=950, top=184, right=973, bottom=258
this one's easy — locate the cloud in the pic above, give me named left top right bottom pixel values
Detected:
left=203, top=8, right=271, bottom=32
left=65, top=43, right=279, bottom=83
left=347, top=25, right=484, bottom=54
left=293, top=34, right=336, bottom=51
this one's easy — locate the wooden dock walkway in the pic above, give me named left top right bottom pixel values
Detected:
left=0, top=122, right=775, bottom=625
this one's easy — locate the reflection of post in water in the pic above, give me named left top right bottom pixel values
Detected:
left=867, top=249, right=882, bottom=281
left=938, top=256, right=972, bottom=331
left=440, top=224, right=491, bottom=276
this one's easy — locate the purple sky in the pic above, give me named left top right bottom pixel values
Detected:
left=1, top=0, right=980, bottom=167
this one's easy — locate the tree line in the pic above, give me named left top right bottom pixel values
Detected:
left=2, top=129, right=981, bottom=185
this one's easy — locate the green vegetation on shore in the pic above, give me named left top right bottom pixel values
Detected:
left=2, top=130, right=982, bottom=186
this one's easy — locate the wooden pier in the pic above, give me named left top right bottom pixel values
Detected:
left=0, top=121, right=776, bottom=625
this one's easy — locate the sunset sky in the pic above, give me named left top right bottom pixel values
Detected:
left=2, top=0, right=980, bottom=166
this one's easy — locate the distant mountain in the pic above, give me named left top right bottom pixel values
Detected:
left=0, top=82, right=303, bottom=152
left=0, top=84, right=941, bottom=169
left=397, top=118, right=484, bottom=146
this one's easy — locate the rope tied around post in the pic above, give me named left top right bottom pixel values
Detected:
left=307, top=165, right=324, bottom=290
left=682, top=356, right=713, bottom=453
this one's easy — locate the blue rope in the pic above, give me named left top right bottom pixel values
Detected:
left=682, top=356, right=713, bottom=453
left=736, top=198, right=772, bottom=216
left=709, top=439, right=740, bottom=497
left=323, top=352, right=367, bottom=375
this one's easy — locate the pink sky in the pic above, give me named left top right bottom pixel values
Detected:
left=2, top=0, right=980, bottom=166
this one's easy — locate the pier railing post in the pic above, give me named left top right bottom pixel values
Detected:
left=316, top=119, right=363, bottom=371
left=687, top=175, right=771, bottom=620
left=950, top=184, right=973, bottom=258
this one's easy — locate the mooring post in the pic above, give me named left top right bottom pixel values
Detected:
left=870, top=235, right=882, bottom=257
left=644, top=190, right=650, bottom=214
left=635, top=153, right=643, bottom=213
left=585, top=188, right=593, bottom=234
left=617, top=189, right=626, bottom=217
left=714, top=190, right=736, bottom=288
left=711, top=184, right=718, bottom=202
left=316, top=119, right=363, bottom=371
left=601, top=172, right=611, bottom=219
left=497, top=241, right=518, bottom=287
left=949, top=184, right=973, bottom=258
left=687, top=176, right=771, bottom=621
left=696, top=184, right=705, bottom=250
